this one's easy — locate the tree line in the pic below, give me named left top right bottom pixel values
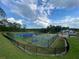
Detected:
left=39, top=25, right=69, bottom=33
left=0, top=19, right=69, bottom=32
left=0, top=19, right=25, bottom=32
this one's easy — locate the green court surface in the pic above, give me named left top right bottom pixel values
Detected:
left=15, top=33, right=57, bottom=47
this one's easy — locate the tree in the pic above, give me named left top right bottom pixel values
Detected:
left=46, top=25, right=62, bottom=33
left=0, top=7, right=7, bottom=20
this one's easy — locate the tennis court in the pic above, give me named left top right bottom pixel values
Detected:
left=15, top=33, right=57, bottom=47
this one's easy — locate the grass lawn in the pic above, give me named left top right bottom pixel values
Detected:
left=0, top=32, right=79, bottom=59
left=51, top=38, right=65, bottom=48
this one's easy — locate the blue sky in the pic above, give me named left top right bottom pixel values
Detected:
left=0, top=0, right=79, bottom=28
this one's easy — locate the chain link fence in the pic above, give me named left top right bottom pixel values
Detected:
left=2, top=32, right=68, bottom=56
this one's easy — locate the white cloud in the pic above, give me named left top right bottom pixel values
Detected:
left=49, top=0, right=79, bottom=8
left=0, top=0, right=49, bottom=28
left=0, top=0, right=79, bottom=28
left=34, top=16, right=51, bottom=28
left=29, top=3, right=37, bottom=11
left=53, top=16, right=79, bottom=28
left=37, top=0, right=79, bottom=18
left=0, top=0, right=37, bottom=20
left=35, top=0, right=55, bottom=28
left=7, top=17, right=23, bottom=25
left=37, top=0, right=55, bottom=16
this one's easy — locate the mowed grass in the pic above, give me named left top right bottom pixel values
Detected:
left=51, top=38, right=65, bottom=48
left=0, top=32, right=79, bottom=59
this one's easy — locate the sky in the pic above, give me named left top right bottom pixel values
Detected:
left=0, top=0, right=79, bottom=28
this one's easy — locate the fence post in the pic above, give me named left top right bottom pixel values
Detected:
left=55, top=48, right=56, bottom=55
left=36, top=47, right=37, bottom=56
